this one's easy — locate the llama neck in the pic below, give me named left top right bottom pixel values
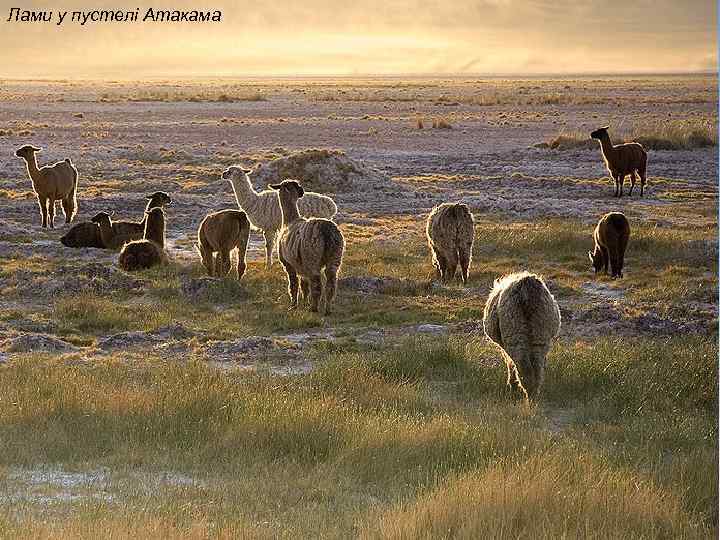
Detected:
left=144, top=214, right=165, bottom=248
left=278, top=195, right=301, bottom=227
left=97, top=219, right=115, bottom=247
left=598, top=135, right=616, bottom=160
left=230, top=174, right=261, bottom=214
left=22, top=154, right=40, bottom=183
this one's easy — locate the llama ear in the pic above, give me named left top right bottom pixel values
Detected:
left=587, top=251, right=594, bottom=263
left=601, top=126, right=609, bottom=130
left=269, top=183, right=281, bottom=190
left=31, top=145, right=42, bottom=152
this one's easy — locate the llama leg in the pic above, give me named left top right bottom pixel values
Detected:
left=308, top=275, right=322, bottom=313
left=616, top=174, right=625, bottom=198
left=513, top=352, right=536, bottom=401
left=210, top=253, right=218, bottom=276
left=61, top=197, right=75, bottom=224
left=444, top=252, right=458, bottom=282
left=609, top=249, right=621, bottom=279
left=323, top=267, right=338, bottom=315
left=612, top=176, right=619, bottom=198
left=432, top=252, right=443, bottom=280
left=263, top=230, right=276, bottom=269
left=458, top=246, right=471, bottom=284
left=601, top=246, right=610, bottom=275
left=282, top=264, right=299, bottom=309
left=628, top=172, right=636, bottom=196
left=37, top=196, right=48, bottom=228
left=300, top=278, right=310, bottom=305
left=219, top=251, right=231, bottom=277
left=236, top=235, right=249, bottom=281
left=639, top=166, right=647, bottom=197
left=47, top=199, right=56, bottom=229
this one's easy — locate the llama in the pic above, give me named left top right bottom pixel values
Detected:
left=118, top=207, right=168, bottom=271
left=65, top=192, right=172, bottom=249
left=90, top=212, right=141, bottom=250
left=223, top=166, right=337, bottom=268
left=589, top=212, right=630, bottom=278
left=590, top=126, right=648, bottom=197
left=59, top=222, right=105, bottom=249
left=271, top=180, right=344, bottom=315
left=426, top=203, right=475, bottom=284
left=15, top=145, right=78, bottom=228
left=196, top=209, right=251, bottom=279
left=483, top=271, right=561, bottom=400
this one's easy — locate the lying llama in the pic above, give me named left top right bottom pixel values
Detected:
left=15, top=145, right=78, bottom=228
left=590, top=126, right=648, bottom=197
left=118, top=207, right=168, bottom=271
left=426, top=202, right=474, bottom=284
left=59, top=222, right=105, bottom=249
left=196, top=209, right=251, bottom=279
left=62, top=192, right=171, bottom=249
left=223, top=166, right=337, bottom=268
left=271, top=180, right=344, bottom=315
left=589, top=212, right=630, bottom=278
left=483, top=271, right=561, bottom=400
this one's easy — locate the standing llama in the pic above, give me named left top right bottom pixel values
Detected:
left=271, top=180, right=344, bottom=315
left=15, top=145, right=78, bottom=228
left=590, top=126, right=648, bottom=198
left=483, top=272, right=561, bottom=400
left=589, top=212, right=630, bottom=278
left=196, top=209, right=251, bottom=279
left=426, top=203, right=475, bottom=284
left=223, top=166, right=337, bottom=268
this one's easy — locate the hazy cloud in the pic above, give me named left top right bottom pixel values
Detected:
left=0, top=0, right=715, bottom=77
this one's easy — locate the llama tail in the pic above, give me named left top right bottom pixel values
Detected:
left=67, top=160, right=79, bottom=221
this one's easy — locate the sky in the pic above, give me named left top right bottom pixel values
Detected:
left=0, top=0, right=716, bottom=78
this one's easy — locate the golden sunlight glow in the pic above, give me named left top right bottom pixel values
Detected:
left=0, top=0, right=716, bottom=78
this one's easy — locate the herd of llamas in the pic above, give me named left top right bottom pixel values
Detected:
left=13, top=126, right=644, bottom=400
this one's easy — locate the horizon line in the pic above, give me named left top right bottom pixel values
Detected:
left=0, top=69, right=715, bottom=82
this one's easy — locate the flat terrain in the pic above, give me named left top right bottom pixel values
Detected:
left=0, top=75, right=717, bottom=538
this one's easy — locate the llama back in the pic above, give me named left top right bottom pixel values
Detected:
left=298, top=193, right=337, bottom=220
left=487, top=272, right=561, bottom=346
left=428, top=203, right=473, bottom=249
left=118, top=240, right=166, bottom=271
left=280, top=218, right=344, bottom=274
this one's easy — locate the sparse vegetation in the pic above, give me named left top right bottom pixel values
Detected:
left=541, top=119, right=717, bottom=151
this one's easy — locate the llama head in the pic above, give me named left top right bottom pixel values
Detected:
left=15, top=145, right=42, bottom=158
left=221, top=165, right=253, bottom=181
left=90, top=211, right=113, bottom=225
left=588, top=249, right=603, bottom=274
left=269, top=180, right=304, bottom=201
left=147, top=191, right=172, bottom=208
left=590, top=126, right=609, bottom=140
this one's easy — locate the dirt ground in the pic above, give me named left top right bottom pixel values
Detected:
left=0, top=75, right=717, bottom=365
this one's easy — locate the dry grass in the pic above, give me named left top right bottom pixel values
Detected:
left=541, top=119, right=717, bottom=151
left=0, top=334, right=715, bottom=538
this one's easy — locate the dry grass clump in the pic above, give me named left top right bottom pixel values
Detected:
left=364, top=449, right=707, bottom=539
left=631, top=119, right=717, bottom=150
left=539, top=119, right=717, bottom=151
left=99, top=90, right=267, bottom=103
